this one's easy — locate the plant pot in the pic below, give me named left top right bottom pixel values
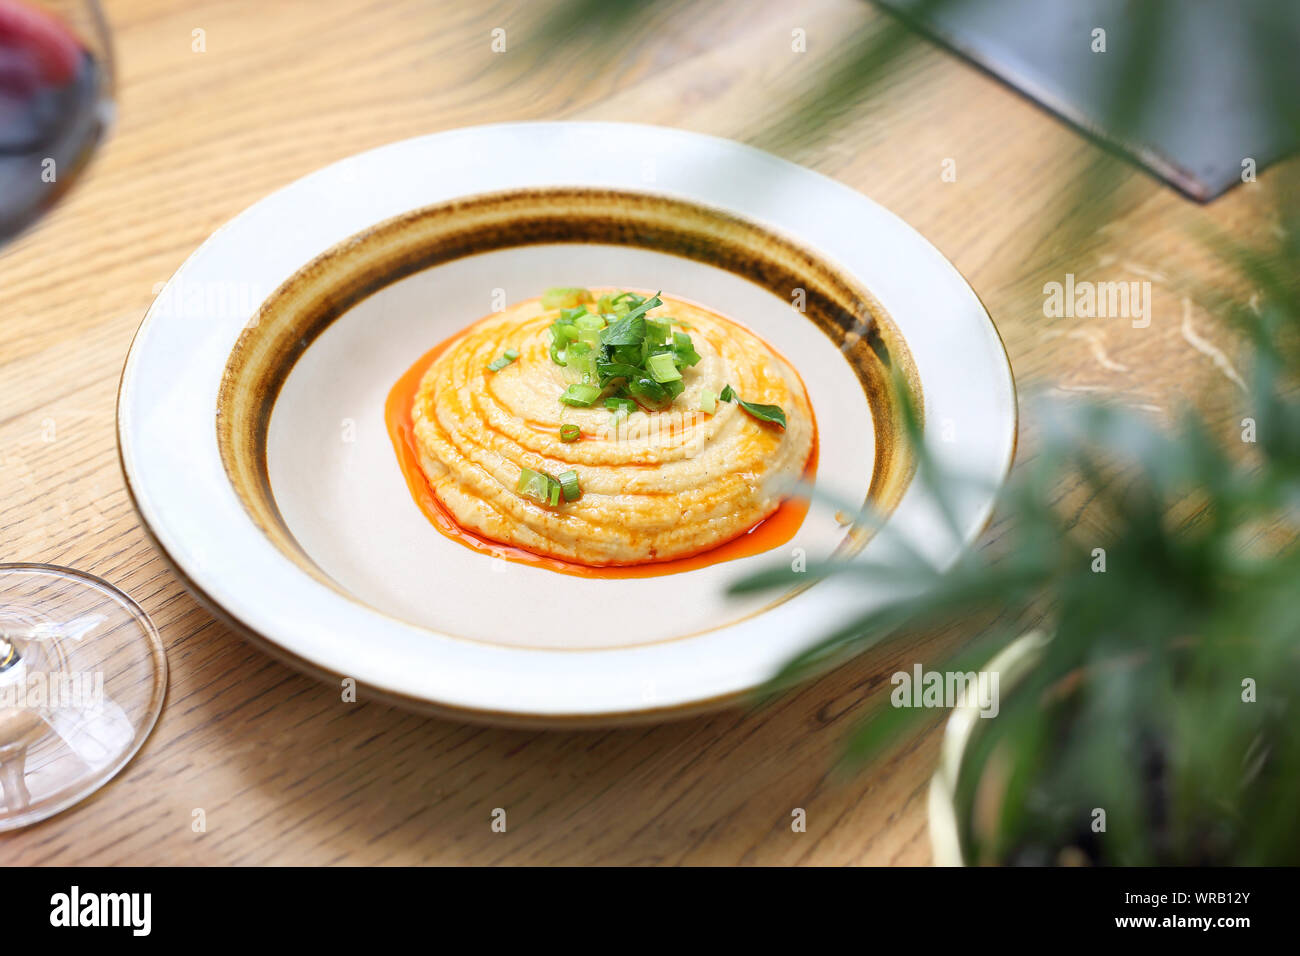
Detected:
left=928, top=630, right=1049, bottom=866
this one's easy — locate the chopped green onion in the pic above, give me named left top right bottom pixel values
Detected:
left=516, top=467, right=551, bottom=504
left=487, top=349, right=519, bottom=372
left=559, top=424, right=581, bottom=443
left=552, top=323, right=579, bottom=344
left=700, top=389, right=717, bottom=413
left=572, top=313, right=605, bottom=349
left=646, top=317, right=672, bottom=345
left=566, top=343, right=598, bottom=383
left=559, top=383, right=602, bottom=407
left=605, top=397, right=637, bottom=415
left=518, top=465, right=580, bottom=507
left=599, top=291, right=643, bottom=314
left=557, top=470, right=581, bottom=502
left=549, top=322, right=579, bottom=365
left=542, top=287, right=591, bottom=309
left=646, top=352, right=682, bottom=383
left=672, top=331, right=701, bottom=367
left=546, top=289, right=710, bottom=412
left=627, top=376, right=669, bottom=408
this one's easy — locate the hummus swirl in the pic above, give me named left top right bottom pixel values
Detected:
left=411, top=292, right=815, bottom=566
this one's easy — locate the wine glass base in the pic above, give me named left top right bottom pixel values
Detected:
left=0, top=563, right=166, bottom=831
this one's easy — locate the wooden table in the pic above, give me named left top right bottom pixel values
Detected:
left=2, top=0, right=1274, bottom=865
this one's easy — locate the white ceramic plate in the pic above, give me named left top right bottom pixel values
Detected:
left=117, top=122, right=1016, bottom=724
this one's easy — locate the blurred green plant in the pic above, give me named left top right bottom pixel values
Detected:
left=746, top=0, right=1300, bottom=865
left=731, top=214, right=1300, bottom=863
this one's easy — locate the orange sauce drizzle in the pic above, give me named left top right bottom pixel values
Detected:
left=384, top=325, right=817, bottom=579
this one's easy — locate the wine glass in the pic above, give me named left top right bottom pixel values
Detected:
left=0, top=2, right=166, bottom=831
left=0, top=0, right=114, bottom=241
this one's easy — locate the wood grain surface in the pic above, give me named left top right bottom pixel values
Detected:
left=0, top=0, right=1280, bottom=865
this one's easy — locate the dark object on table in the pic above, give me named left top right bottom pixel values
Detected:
left=876, top=0, right=1300, bottom=201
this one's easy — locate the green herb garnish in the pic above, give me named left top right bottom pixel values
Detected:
left=566, top=342, right=598, bottom=384
left=559, top=424, right=581, bottom=443
left=517, top=465, right=581, bottom=506
left=717, top=383, right=787, bottom=428
left=541, top=288, right=712, bottom=413
left=599, top=312, right=648, bottom=347
left=646, top=352, right=682, bottom=383
left=549, top=321, right=579, bottom=365
left=672, top=331, right=701, bottom=367
left=556, top=470, right=581, bottom=502
left=541, top=287, right=592, bottom=309
left=605, top=397, right=637, bottom=415
left=559, top=383, right=602, bottom=407
left=626, top=376, right=669, bottom=406
left=735, top=399, right=787, bottom=428
left=516, top=467, right=556, bottom=506
left=646, top=317, right=672, bottom=345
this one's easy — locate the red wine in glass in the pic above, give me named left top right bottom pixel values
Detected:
left=0, top=0, right=112, bottom=242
